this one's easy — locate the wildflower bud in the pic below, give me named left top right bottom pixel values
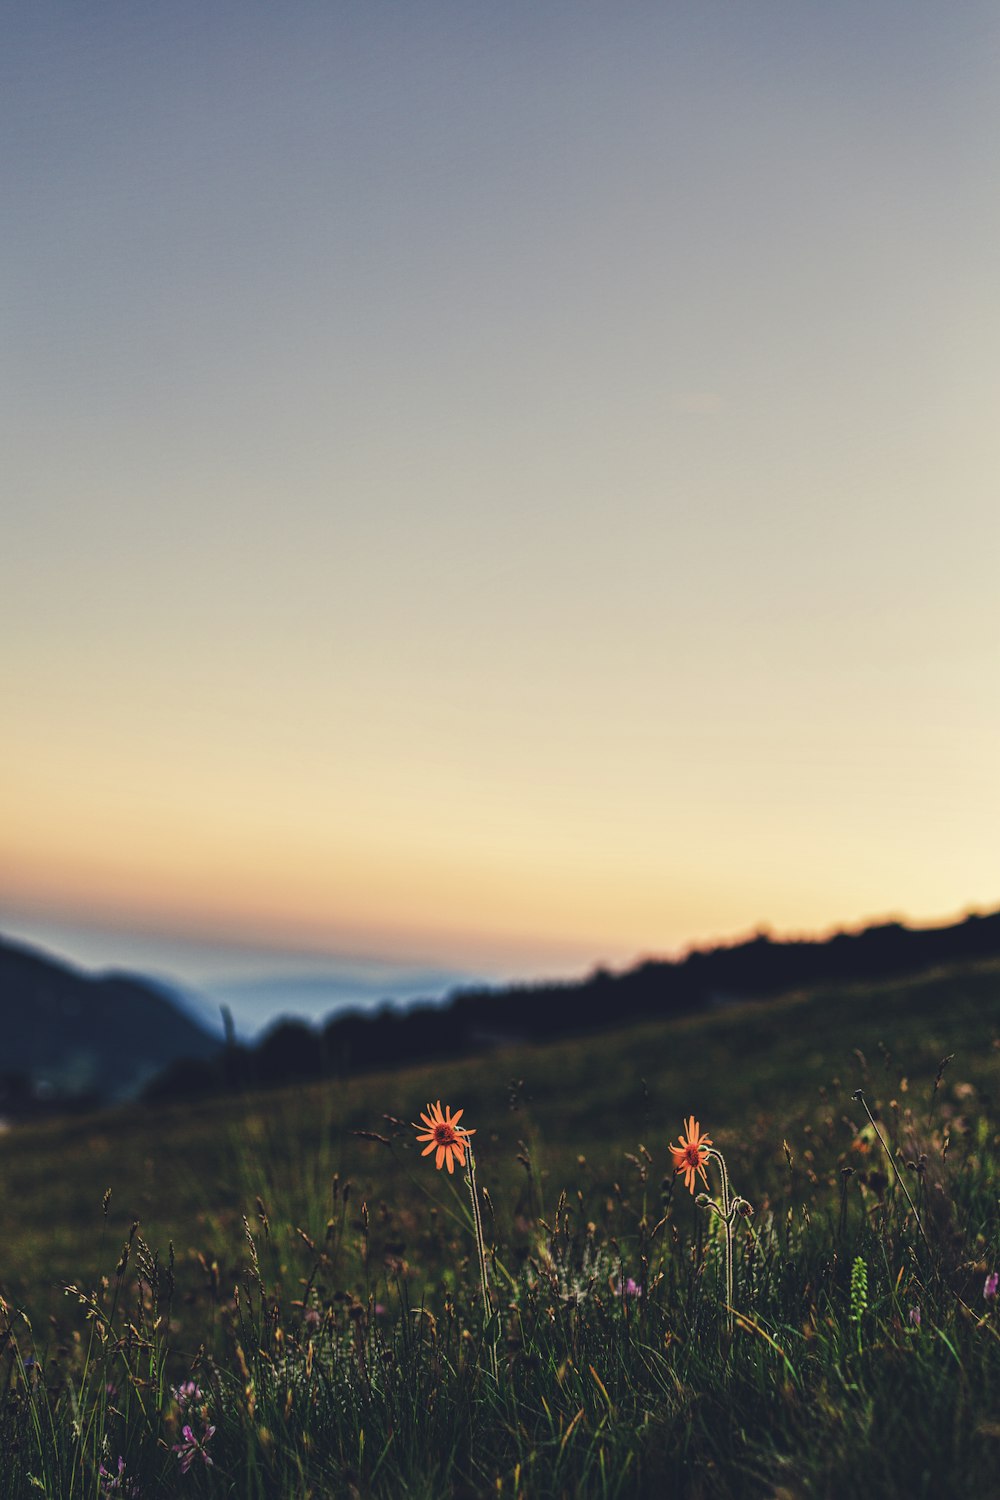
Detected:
left=694, top=1193, right=712, bottom=1208
left=985, top=1271, right=999, bottom=1301
left=851, top=1089, right=864, bottom=1101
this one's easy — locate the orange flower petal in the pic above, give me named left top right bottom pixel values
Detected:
left=414, top=1100, right=474, bottom=1170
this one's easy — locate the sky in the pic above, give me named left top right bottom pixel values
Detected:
left=3, top=2, right=999, bottom=1034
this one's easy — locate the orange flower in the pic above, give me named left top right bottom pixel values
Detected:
left=415, top=1100, right=474, bottom=1174
left=670, top=1116, right=713, bottom=1194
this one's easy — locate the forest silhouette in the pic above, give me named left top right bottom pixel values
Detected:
left=144, top=909, right=1000, bottom=1103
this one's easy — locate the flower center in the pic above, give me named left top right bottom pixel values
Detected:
left=683, top=1143, right=702, bottom=1166
left=434, top=1123, right=456, bottom=1144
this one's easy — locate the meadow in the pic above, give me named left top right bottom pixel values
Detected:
left=2, top=958, right=1000, bottom=1498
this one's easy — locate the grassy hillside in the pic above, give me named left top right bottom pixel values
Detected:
left=2, top=958, right=999, bottom=1496
left=3, top=957, right=1000, bottom=1317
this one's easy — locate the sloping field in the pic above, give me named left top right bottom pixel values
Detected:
left=1, top=958, right=999, bottom=1497
left=3, top=958, right=999, bottom=1315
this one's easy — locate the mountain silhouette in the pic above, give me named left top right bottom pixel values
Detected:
left=0, top=934, right=219, bottom=1112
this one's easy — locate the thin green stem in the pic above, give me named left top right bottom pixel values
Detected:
left=853, top=1091, right=933, bottom=1259
left=463, top=1137, right=499, bottom=1382
left=707, top=1148, right=735, bottom=1337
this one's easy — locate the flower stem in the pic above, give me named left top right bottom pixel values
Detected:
left=464, top=1138, right=499, bottom=1382
left=708, top=1148, right=735, bottom=1338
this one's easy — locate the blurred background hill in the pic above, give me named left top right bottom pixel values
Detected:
left=5, top=908, right=1000, bottom=1115
left=0, top=934, right=219, bottom=1114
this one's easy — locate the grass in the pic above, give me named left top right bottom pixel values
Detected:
left=2, top=957, right=1000, bottom=1496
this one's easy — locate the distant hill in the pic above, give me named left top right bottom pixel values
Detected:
left=144, top=907, right=1000, bottom=1101
left=0, top=935, right=219, bottom=1112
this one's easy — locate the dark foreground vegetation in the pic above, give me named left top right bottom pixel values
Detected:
left=2, top=958, right=1000, bottom=1496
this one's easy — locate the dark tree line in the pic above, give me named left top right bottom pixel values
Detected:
left=142, top=909, right=1000, bottom=1103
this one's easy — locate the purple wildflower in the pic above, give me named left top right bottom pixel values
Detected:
left=173, top=1423, right=216, bottom=1473
left=171, top=1380, right=203, bottom=1409
left=984, top=1271, right=998, bottom=1301
left=615, top=1276, right=641, bottom=1298
left=908, top=1305, right=921, bottom=1328
left=99, top=1456, right=140, bottom=1497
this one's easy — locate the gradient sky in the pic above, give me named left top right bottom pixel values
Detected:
left=3, top=2, right=999, bottom=1015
